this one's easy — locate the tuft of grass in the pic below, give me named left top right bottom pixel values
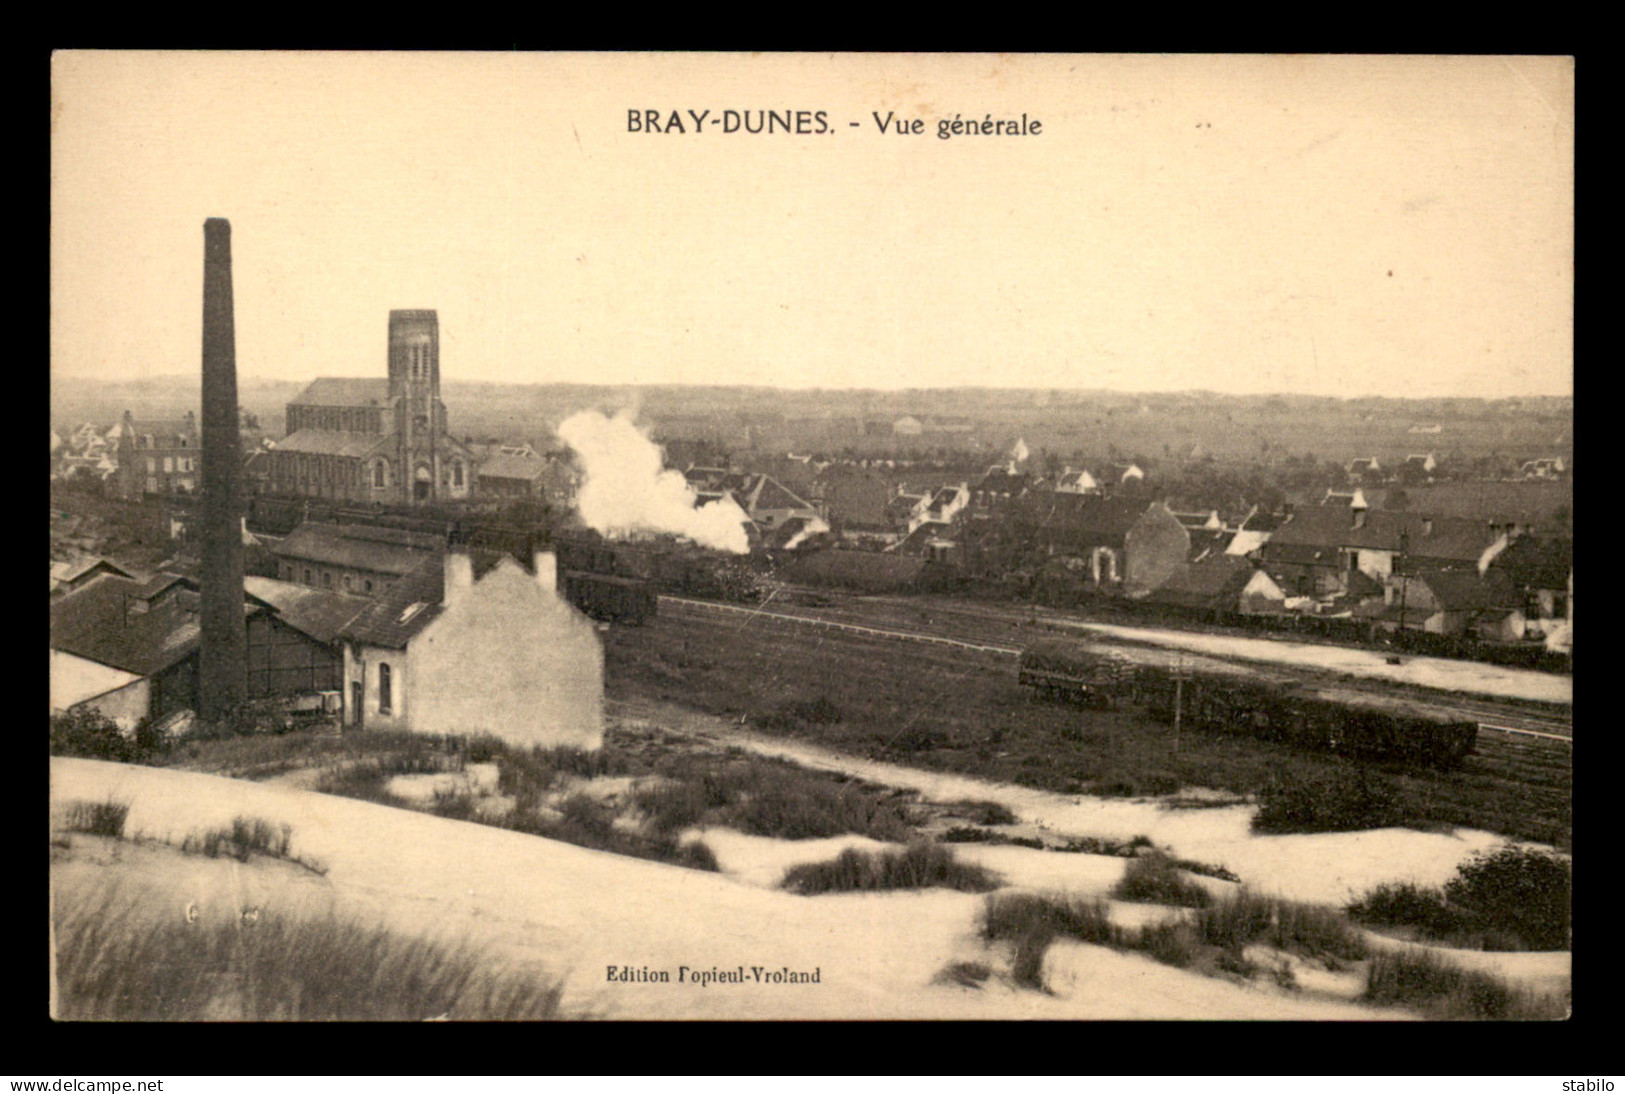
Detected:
left=1194, top=889, right=1366, bottom=962
left=1363, top=948, right=1567, bottom=1020
left=781, top=842, right=1001, bottom=895
left=949, top=799, right=1019, bottom=826
left=937, top=960, right=993, bottom=988
left=1194, top=888, right=1277, bottom=951
left=179, top=816, right=304, bottom=867
left=63, top=798, right=131, bottom=839
left=1133, top=921, right=1198, bottom=968
left=53, top=879, right=564, bottom=1021
left=430, top=788, right=478, bottom=821
left=1112, top=853, right=1213, bottom=908
left=982, top=893, right=1119, bottom=992
left=1272, top=900, right=1368, bottom=963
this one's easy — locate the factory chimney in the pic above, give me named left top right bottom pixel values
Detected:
left=198, top=218, right=248, bottom=721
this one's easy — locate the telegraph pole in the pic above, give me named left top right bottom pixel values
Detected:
left=1397, top=529, right=1410, bottom=636
left=1171, top=654, right=1191, bottom=755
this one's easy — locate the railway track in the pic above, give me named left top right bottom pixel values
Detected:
left=660, top=594, right=1572, bottom=744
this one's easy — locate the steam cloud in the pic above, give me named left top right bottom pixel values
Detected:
left=556, top=410, right=751, bottom=554
left=1011, top=437, right=1030, bottom=464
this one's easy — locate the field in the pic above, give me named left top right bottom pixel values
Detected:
left=53, top=375, right=1571, bottom=468
left=601, top=605, right=1572, bottom=849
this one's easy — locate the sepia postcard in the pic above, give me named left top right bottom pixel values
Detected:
left=49, top=52, right=1573, bottom=1023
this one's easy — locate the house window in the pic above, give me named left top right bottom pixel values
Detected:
left=323, top=571, right=333, bottom=589
left=374, top=461, right=387, bottom=488
left=146, top=457, right=156, bottom=473
left=303, top=568, right=313, bottom=586
left=378, top=663, right=392, bottom=713
left=163, top=457, right=173, bottom=473
left=453, top=461, right=463, bottom=487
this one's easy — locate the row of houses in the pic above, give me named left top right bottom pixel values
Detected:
left=49, top=540, right=605, bottom=748
left=1343, top=452, right=1569, bottom=486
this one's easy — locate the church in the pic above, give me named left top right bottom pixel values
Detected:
left=267, top=310, right=476, bottom=505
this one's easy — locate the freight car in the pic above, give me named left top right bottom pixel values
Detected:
left=1018, top=639, right=1138, bottom=709
left=1020, top=638, right=1477, bottom=768
left=561, top=570, right=658, bottom=625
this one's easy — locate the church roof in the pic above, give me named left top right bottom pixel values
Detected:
left=289, top=378, right=393, bottom=408
left=478, top=452, right=551, bottom=481
left=273, top=430, right=393, bottom=459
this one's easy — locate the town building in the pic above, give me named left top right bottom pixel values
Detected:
left=49, top=570, right=351, bottom=730
left=269, top=521, right=444, bottom=596
left=113, top=411, right=200, bottom=499
left=337, top=544, right=603, bottom=748
left=266, top=310, right=476, bottom=505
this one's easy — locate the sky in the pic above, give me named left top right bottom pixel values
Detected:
left=51, top=53, right=1574, bottom=399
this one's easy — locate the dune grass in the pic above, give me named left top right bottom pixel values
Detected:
left=1111, top=852, right=1213, bottom=908
left=780, top=842, right=1001, bottom=895
left=63, top=798, right=131, bottom=839
left=53, top=879, right=564, bottom=1021
left=1362, top=948, right=1567, bottom=1020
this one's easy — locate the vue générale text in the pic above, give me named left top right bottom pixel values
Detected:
left=626, top=110, right=1043, bottom=139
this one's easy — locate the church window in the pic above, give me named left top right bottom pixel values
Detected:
left=374, top=461, right=387, bottom=488
left=453, top=461, right=463, bottom=487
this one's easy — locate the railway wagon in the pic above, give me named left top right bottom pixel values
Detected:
left=1018, top=639, right=1138, bottom=709
left=1020, top=638, right=1476, bottom=768
left=562, top=570, right=658, bottom=626
left=1131, top=661, right=1477, bottom=768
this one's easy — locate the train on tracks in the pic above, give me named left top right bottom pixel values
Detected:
left=247, top=496, right=663, bottom=625
left=1019, top=637, right=1478, bottom=768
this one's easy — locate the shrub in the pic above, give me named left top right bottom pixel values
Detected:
left=556, top=792, right=613, bottom=838
left=1347, top=881, right=1473, bottom=939
left=632, top=780, right=712, bottom=834
left=1112, top=853, right=1213, bottom=909
left=1363, top=948, right=1566, bottom=1020
left=781, top=843, right=1000, bottom=895
left=1444, top=846, right=1571, bottom=951
left=63, top=798, right=130, bottom=839
left=50, top=709, right=142, bottom=764
left=724, top=766, right=913, bottom=842
left=1252, top=767, right=1402, bottom=834
left=53, top=880, right=565, bottom=1021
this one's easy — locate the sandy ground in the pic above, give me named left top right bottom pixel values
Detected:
left=54, top=756, right=1446, bottom=1020
left=615, top=697, right=1556, bottom=907
left=1045, top=618, right=1572, bottom=705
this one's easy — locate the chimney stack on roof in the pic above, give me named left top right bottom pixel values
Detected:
left=198, top=218, right=247, bottom=721
left=443, top=542, right=474, bottom=606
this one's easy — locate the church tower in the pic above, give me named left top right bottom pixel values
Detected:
left=388, top=309, right=446, bottom=503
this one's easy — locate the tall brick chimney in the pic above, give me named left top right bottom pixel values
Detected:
left=198, top=218, right=247, bottom=721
